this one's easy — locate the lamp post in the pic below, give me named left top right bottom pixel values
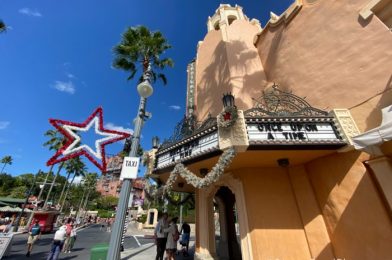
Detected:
left=107, top=67, right=153, bottom=260
left=222, top=92, right=235, bottom=108
left=152, top=136, right=159, bottom=149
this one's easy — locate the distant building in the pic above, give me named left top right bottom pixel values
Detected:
left=147, top=2, right=392, bottom=260
left=96, top=155, right=145, bottom=207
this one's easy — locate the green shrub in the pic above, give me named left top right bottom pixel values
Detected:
left=137, top=214, right=147, bottom=223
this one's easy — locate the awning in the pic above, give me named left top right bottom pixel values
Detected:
left=0, top=206, right=32, bottom=213
left=352, top=105, right=392, bottom=151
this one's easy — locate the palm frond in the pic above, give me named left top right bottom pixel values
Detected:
left=0, top=20, right=6, bottom=33
left=113, top=25, right=174, bottom=86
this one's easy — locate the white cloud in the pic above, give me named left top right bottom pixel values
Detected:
left=18, top=8, right=42, bottom=17
left=52, top=81, right=75, bottom=94
left=104, top=123, right=133, bottom=135
left=72, top=175, right=83, bottom=184
left=66, top=73, right=75, bottom=79
left=169, top=105, right=181, bottom=110
left=0, top=121, right=10, bottom=130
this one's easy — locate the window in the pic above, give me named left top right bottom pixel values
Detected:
left=214, top=22, right=220, bottom=30
left=228, top=16, right=237, bottom=25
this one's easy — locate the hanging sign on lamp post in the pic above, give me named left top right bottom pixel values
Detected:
left=120, top=157, right=140, bottom=180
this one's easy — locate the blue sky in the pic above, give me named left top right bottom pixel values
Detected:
left=0, top=0, right=293, bottom=176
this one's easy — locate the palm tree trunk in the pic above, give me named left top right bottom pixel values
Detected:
left=44, top=162, right=64, bottom=209
left=60, top=173, right=76, bottom=212
left=82, top=187, right=92, bottom=219
left=0, top=163, right=6, bottom=174
left=57, top=171, right=71, bottom=206
left=37, top=165, right=54, bottom=202
left=76, top=186, right=88, bottom=219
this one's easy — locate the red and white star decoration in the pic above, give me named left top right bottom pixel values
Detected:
left=46, top=107, right=131, bottom=172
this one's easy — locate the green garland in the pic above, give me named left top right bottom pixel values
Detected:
left=217, top=106, right=238, bottom=128
left=144, top=147, right=236, bottom=198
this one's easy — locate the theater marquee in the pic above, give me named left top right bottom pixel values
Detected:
left=246, top=118, right=342, bottom=143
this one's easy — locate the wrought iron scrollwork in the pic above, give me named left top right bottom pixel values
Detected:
left=244, top=84, right=328, bottom=117
left=160, top=113, right=216, bottom=150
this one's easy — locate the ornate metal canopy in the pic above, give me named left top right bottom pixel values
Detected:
left=244, top=84, right=328, bottom=117
left=160, top=114, right=217, bottom=150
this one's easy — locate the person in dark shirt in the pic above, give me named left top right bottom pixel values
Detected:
left=179, top=222, right=191, bottom=256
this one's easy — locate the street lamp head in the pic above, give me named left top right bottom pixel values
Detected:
left=137, top=80, right=153, bottom=98
left=222, top=92, right=235, bottom=108
left=152, top=136, right=160, bottom=149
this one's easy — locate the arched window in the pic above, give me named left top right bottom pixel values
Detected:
left=214, top=21, right=220, bottom=30
left=228, top=15, right=237, bottom=25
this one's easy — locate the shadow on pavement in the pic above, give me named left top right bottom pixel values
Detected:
left=69, top=247, right=84, bottom=252
left=122, top=244, right=155, bottom=260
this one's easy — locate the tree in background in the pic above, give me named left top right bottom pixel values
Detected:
left=0, top=20, right=6, bottom=33
left=42, top=130, right=66, bottom=208
left=60, top=157, right=87, bottom=212
left=1, top=156, right=13, bottom=174
left=96, top=195, right=119, bottom=210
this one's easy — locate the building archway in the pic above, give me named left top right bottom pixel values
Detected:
left=196, top=173, right=253, bottom=260
left=214, top=186, right=242, bottom=260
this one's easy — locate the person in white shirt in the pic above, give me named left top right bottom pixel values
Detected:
left=154, top=212, right=168, bottom=260
left=46, top=225, right=67, bottom=260
left=164, top=217, right=179, bottom=260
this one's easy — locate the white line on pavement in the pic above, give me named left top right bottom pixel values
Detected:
left=133, top=235, right=142, bottom=247
left=75, top=224, right=94, bottom=233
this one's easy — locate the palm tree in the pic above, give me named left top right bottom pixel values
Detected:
left=0, top=20, right=6, bottom=33
left=42, top=130, right=65, bottom=205
left=113, top=26, right=174, bottom=85
left=60, top=157, right=86, bottom=212
left=76, top=172, right=98, bottom=219
left=1, top=156, right=13, bottom=174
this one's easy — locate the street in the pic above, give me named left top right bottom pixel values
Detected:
left=4, top=224, right=153, bottom=260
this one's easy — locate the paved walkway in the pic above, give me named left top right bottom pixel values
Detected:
left=121, top=222, right=195, bottom=260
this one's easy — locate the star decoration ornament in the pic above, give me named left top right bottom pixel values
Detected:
left=223, top=112, right=232, bottom=121
left=47, top=107, right=131, bottom=172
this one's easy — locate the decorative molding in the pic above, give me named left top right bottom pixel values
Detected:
left=143, top=149, right=157, bottom=176
left=219, top=110, right=249, bottom=152
left=244, top=84, right=329, bottom=118
left=329, top=109, right=361, bottom=150
left=254, top=0, right=303, bottom=44
left=359, top=0, right=384, bottom=19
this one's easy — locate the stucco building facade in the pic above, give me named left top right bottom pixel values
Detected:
left=147, top=1, right=392, bottom=259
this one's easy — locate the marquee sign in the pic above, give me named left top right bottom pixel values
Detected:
left=246, top=118, right=344, bottom=145
left=156, top=131, right=218, bottom=169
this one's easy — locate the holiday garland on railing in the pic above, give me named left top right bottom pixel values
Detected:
left=144, top=147, right=236, bottom=198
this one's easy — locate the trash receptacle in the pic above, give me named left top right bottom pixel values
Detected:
left=90, top=243, right=109, bottom=260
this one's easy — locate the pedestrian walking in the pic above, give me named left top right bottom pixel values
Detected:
left=62, top=218, right=73, bottom=253
left=164, top=217, right=179, bottom=260
left=26, top=219, right=42, bottom=257
left=106, top=218, right=112, bottom=232
left=154, top=212, right=168, bottom=260
left=66, top=227, right=77, bottom=253
left=179, top=222, right=191, bottom=256
left=46, top=225, right=67, bottom=260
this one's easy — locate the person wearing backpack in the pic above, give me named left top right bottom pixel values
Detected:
left=164, top=217, right=179, bottom=260
left=26, top=219, right=41, bottom=257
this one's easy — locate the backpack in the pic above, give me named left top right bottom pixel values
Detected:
left=173, top=229, right=180, bottom=242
